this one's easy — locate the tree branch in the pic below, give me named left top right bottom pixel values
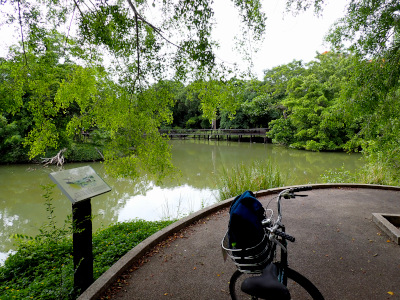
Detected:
left=134, top=7, right=140, bottom=83
left=72, top=0, right=84, bottom=16
left=64, top=5, right=76, bottom=55
left=17, top=0, right=28, bottom=66
left=125, top=0, right=184, bottom=51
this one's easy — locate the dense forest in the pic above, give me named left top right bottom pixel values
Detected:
left=0, top=50, right=355, bottom=158
left=1, top=0, right=400, bottom=185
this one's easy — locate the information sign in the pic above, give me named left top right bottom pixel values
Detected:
left=49, top=166, right=111, bottom=203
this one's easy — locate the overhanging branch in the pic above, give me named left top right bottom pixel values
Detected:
left=17, top=0, right=28, bottom=66
left=125, top=0, right=183, bottom=51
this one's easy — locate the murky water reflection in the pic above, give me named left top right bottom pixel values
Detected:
left=0, top=140, right=363, bottom=263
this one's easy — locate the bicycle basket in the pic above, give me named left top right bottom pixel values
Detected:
left=221, top=231, right=272, bottom=273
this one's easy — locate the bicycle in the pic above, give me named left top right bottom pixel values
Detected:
left=221, top=186, right=324, bottom=300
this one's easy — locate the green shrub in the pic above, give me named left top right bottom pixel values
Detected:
left=90, top=130, right=111, bottom=146
left=64, top=143, right=104, bottom=162
left=92, top=220, right=174, bottom=277
left=321, top=158, right=400, bottom=186
left=305, top=140, right=323, bottom=151
left=320, top=165, right=356, bottom=183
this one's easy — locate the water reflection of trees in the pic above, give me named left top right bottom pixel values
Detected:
left=0, top=164, right=152, bottom=253
left=0, top=140, right=363, bottom=254
left=167, top=140, right=363, bottom=187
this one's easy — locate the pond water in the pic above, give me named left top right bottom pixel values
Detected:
left=0, top=140, right=363, bottom=263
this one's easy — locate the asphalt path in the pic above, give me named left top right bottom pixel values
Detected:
left=78, top=185, right=400, bottom=300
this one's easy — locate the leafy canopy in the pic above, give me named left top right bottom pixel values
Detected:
left=0, top=0, right=267, bottom=179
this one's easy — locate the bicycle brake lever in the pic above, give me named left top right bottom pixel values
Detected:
left=269, top=234, right=287, bottom=253
left=283, top=193, right=292, bottom=199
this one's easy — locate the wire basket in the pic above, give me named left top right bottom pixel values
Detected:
left=221, top=231, right=273, bottom=273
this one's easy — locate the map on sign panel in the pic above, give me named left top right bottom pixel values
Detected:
left=49, top=166, right=111, bottom=203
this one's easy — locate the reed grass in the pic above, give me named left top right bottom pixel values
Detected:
left=321, top=161, right=400, bottom=186
left=217, top=159, right=287, bottom=201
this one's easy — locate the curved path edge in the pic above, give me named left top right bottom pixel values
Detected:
left=77, top=183, right=400, bottom=300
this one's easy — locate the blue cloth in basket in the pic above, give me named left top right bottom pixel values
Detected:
left=228, top=190, right=265, bottom=250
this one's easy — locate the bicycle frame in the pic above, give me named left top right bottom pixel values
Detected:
left=265, top=222, right=289, bottom=286
left=277, top=225, right=288, bottom=286
left=225, top=186, right=324, bottom=300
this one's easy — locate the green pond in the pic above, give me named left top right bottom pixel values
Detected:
left=0, top=139, right=363, bottom=263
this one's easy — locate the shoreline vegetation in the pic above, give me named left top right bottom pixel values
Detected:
left=0, top=218, right=175, bottom=299
left=0, top=185, right=175, bottom=299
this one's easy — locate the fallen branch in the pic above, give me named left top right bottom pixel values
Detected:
left=41, top=148, right=67, bottom=167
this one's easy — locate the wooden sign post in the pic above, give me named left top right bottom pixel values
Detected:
left=49, top=166, right=111, bottom=294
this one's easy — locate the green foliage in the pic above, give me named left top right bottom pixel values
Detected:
left=286, top=0, right=400, bottom=181
left=320, top=165, right=356, bottom=184
left=241, top=94, right=281, bottom=127
left=2, top=0, right=400, bottom=186
left=267, top=117, right=296, bottom=145
left=285, top=0, right=325, bottom=15
left=326, top=0, right=400, bottom=59
left=90, top=129, right=111, bottom=146
left=266, top=52, right=357, bottom=151
left=188, top=79, right=242, bottom=126
left=1, top=0, right=267, bottom=81
left=0, top=115, right=30, bottom=163
left=321, top=155, right=400, bottom=187
left=185, top=116, right=202, bottom=129
left=0, top=185, right=75, bottom=299
left=220, top=107, right=250, bottom=129
left=0, top=238, right=75, bottom=300
left=92, top=219, right=174, bottom=277
left=263, top=60, right=307, bottom=101
left=0, top=218, right=175, bottom=299
left=64, top=143, right=104, bottom=162
left=0, top=0, right=267, bottom=179
left=0, top=58, right=25, bottom=114
left=0, top=185, right=175, bottom=299
left=323, top=0, right=400, bottom=179
left=217, top=159, right=287, bottom=201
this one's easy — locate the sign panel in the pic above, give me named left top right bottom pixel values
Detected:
left=49, top=166, right=111, bottom=203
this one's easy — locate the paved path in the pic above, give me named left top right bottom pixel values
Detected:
left=79, top=185, right=400, bottom=300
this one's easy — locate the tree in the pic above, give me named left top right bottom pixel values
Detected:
left=235, top=79, right=280, bottom=128
left=287, top=0, right=400, bottom=181
left=0, top=32, right=80, bottom=160
left=0, top=0, right=266, bottom=179
left=267, top=52, right=356, bottom=151
left=263, top=60, right=307, bottom=101
left=326, top=0, right=400, bottom=178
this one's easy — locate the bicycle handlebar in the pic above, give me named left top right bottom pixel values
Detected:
left=274, top=186, right=313, bottom=230
left=275, top=230, right=295, bottom=243
left=291, top=186, right=313, bottom=193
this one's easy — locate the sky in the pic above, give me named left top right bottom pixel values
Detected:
left=0, top=0, right=349, bottom=80
left=213, top=0, right=349, bottom=78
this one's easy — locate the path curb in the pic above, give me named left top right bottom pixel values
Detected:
left=77, top=183, right=400, bottom=300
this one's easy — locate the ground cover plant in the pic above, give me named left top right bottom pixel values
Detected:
left=0, top=186, right=175, bottom=300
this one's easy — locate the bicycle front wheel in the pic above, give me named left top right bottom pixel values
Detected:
left=285, top=268, right=324, bottom=300
left=229, top=268, right=324, bottom=300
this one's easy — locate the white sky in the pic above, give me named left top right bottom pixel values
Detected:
left=213, top=0, right=349, bottom=78
left=0, top=0, right=349, bottom=79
